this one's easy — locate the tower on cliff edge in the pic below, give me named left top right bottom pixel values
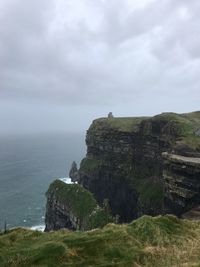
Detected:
left=108, top=112, right=114, bottom=118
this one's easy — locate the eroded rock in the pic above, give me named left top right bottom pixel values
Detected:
left=69, top=161, right=79, bottom=182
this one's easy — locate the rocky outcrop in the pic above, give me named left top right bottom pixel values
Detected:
left=69, top=161, right=79, bottom=182
left=78, top=112, right=200, bottom=222
left=163, top=152, right=200, bottom=216
left=45, top=180, right=113, bottom=232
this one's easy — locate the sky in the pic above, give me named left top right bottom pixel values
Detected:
left=0, top=0, right=199, bottom=135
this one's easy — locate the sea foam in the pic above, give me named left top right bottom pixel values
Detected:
left=59, top=177, right=77, bottom=184
left=30, top=225, right=45, bottom=232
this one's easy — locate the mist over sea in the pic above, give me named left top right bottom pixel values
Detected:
left=0, top=133, right=86, bottom=230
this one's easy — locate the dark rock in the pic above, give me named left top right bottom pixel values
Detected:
left=163, top=152, right=200, bottom=216
left=196, top=128, right=200, bottom=136
left=69, top=161, right=79, bottom=182
left=45, top=191, right=77, bottom=231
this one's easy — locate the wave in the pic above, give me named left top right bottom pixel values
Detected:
left=59, top=177, right=77, bottom=184
left=30, top=224, right=45, bottom=232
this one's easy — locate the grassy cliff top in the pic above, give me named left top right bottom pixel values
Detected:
left=91, top=116, right=149, bottom=132
left=92, top=111, right=200, bottom=132
left=1, top=215, right=200, bottom=266
left=47, top=180, right=97, bottom=220
left=90, top=111, right=200, bottom=149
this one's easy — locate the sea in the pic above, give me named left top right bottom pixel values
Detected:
left=0, top=133, right=86, bottom=231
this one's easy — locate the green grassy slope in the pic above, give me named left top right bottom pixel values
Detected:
left=1, top=215, right=200, bottom=266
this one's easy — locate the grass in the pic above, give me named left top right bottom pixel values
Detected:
left=146, top=111, right=200, bottom=145
left=91, top=117, right=149, bottom=133
left=1, top=215, right=200, bottom=266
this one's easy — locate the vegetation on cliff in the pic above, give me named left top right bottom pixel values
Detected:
left=1, top=215, right=200, bottom=266
left=47, top=180, right=97, bottom=222
left=149, top=111, right=200, bottom=149
left=130, top=166, right=164, bottom=212
left=46, top=180, right=113, bottom=231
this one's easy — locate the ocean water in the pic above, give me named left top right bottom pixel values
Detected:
left=0, top=133, right=86, bottom=230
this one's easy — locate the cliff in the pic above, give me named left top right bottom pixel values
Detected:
left=78, top=111, right=200, bottom=221
left=45, top=180, right=113, bottom=231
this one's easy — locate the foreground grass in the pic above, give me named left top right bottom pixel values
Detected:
left=1, top=215, right=200, bottom=266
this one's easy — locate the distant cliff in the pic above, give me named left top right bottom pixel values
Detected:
left=78, top=111, right=200, bottom=222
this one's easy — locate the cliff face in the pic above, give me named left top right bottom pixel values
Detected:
left=79, top=112, right=200, bottom=222
left=45, top=193, right=78, bottom=231
left=163, top=153, right=200, bottom=215
left=45, top=180, right=113, bottom=231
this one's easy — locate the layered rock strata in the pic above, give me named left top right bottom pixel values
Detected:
left=163, top=152, right=200, bottom=215
left=78, top=112, right=200, bottom=222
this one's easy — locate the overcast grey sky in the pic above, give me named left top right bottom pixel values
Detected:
left=0, top=0, right=199, bottom=135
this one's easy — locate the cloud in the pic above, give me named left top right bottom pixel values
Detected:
left=0, top=0, right=200, bottom=109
